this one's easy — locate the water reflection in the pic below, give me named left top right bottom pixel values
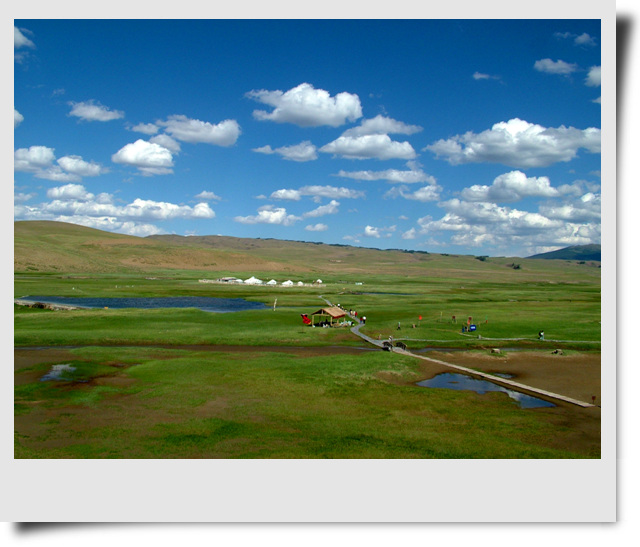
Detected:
left=40, top=364, right=75, bottom=381
left=416, top=372, right=555, bottom=409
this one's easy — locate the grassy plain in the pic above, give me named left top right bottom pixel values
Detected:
left=13, top=221, right=602, bottom=458
left=14, top=269, right=600, bottom=349
left=15, top=345, right=600, bottom=459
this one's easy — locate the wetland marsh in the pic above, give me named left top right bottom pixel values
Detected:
left=14, top=222, right=601, bottom=459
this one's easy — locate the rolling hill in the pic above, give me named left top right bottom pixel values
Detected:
left=527, top=244, right=601, bottom=261
left=14, top=220, right=601, bottom=281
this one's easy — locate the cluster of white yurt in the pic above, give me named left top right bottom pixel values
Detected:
left=217, top=277, right=324, bottom=286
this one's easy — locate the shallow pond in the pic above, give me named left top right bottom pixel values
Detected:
left=416, top=372, right=555, bottom=409
left=40, top=364, right=75, bottom=381
left=23, top=296, right=267, bottom=313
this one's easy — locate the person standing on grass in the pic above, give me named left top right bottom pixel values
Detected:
left=362, top=316, right=366, bottom=324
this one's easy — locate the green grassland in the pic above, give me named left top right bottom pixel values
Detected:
left=14, top=221, right=602, bottom=458
left=14, top=346, right=598, bottom=459
left=14, top=270, right=600, bottom=349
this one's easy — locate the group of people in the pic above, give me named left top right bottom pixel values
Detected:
left=351, top=311, right=366, bottom=324
left=335, top=304, right=366, bottom=325
left=337, top=302, right=547, bottom=342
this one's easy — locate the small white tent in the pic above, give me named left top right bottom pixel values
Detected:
left=281, top=280, right=294, bottom=286
left=266, top=279, right=277, bottom=285
left=244, top=276, right=264, bottom=285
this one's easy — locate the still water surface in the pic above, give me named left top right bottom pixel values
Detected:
left=40, top=364, right=75, bottom=381
left=417, top=372, right=555, bottom=409
left=25, top=296, right=267, bottom=313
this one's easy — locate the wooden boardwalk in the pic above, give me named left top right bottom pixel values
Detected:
left=349, top=322, right=596, bottom=408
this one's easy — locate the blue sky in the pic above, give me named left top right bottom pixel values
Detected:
left=14, top=18, right=602, bottom=257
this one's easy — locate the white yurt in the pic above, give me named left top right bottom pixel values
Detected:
left=244, top=276, right=264, bottom=285
left=266, top=279, right=277, bottom=285
left=281, top=280, right=294, bottom=286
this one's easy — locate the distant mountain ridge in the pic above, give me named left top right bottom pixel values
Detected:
left=528, top=244, right=601, bottom=261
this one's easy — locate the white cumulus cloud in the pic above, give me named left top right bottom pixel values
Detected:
left=533, top=58, right=579, bottom=75
left=439, top=199, right=560, bottom=229
left=575, top=32, right=597, bottom=46
left=234, top=205, right=301, bottom=226
left=363, top=225, right=395, bottom=238
left=413, top=197, right=599, bottom=253
left=131, top=123, right=159, bottom=135
left=14, top=148, right=105, bottom=182
left=320, top=134, right=416, bottom=161
left=14, top=108, right=24, bottom=128
left=195, top=190, right=222, bottom=202
left=364, top=225, right=381, bottom=238
left=270, top=189, right=302, bottom=201
left=305, top=223, right=328, bottom=232
left=112, top=139, right=174, bottom=176
left=149, top=134, right=181, bottom=153
left=157, top=115, right=240, bottom=146
left=303, top=200, right=340, bottom=218
left=14, top=192, right=36, bottom=203
left=253, top=141, right=318, bottom=162
left=585, top=66, right=601, bottom=87
left=14, top=146, right=56, bottom=172
left=46, top=183, right=97, bottom=201
left=460, top=171, right=559, bottom=203
left=384, top=185, right=441, bottom=202
left=122, top=199, right=214, bottom=220
left=538, top=192, right=601, bottom=223
left=425, top=118, right=600, bottom=168
left=336, top=161, right=435, bottom=184
left=247, top=82, right=362, bottom=127
left=15, top=27, right=35, bottom=62
left=57, top=155, right=107, bottom=178
left=556, top=31, right=597, bottom=47
left=301, top=185, right=364, bottom=200
left=341, top=115, right=422, bottom=137
left=402, top=228, right=417, bottom=240
left=14, top=27, right=35, bottom=49
left=15, top=185, right=215, bottom=237
left=68, top=100, right=125, bottom=122
left=270, top=185, right=364, bottom=202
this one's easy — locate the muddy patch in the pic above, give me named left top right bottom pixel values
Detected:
left=417, top=350, right=601, bottom=404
